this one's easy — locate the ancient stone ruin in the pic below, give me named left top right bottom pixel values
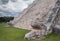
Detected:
left=9, top=0, right=60, bottom=40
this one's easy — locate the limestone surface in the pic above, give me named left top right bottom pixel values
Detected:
left=9, top=0, right=60, bottom=39
left=11, top=0, right=57, bottom=30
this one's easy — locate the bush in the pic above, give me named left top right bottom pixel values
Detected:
left=0, top=16, right=14, bottom=23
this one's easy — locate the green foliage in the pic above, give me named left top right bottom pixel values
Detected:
left=0, top=17, right=14, bottom=23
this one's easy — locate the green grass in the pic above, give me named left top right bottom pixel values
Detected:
left=0, top=23, right=60, bottom=41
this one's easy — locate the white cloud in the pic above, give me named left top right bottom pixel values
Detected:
left=1, top=0, right=28, bottom=12
left=0, top=0, right=34, bottom=17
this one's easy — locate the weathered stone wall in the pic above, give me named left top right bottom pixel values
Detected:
left=53, top=10, right=60, bottom=34
left=9, top=0, right=60, bottom=40
left=11, top=0, right=57, bottom=30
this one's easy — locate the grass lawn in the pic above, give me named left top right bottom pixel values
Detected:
left=0, top=23, right=60, bottom=41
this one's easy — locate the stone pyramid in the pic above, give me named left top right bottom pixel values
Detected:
left=10, top=0, right=60, bottom=31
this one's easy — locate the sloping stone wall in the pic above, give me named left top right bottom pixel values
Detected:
left=9, top=0, right=60, bottom=40
left=11, top=0, right=57, bottom=30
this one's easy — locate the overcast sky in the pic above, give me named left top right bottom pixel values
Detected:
left=0, top=0, right=34, bottom=17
